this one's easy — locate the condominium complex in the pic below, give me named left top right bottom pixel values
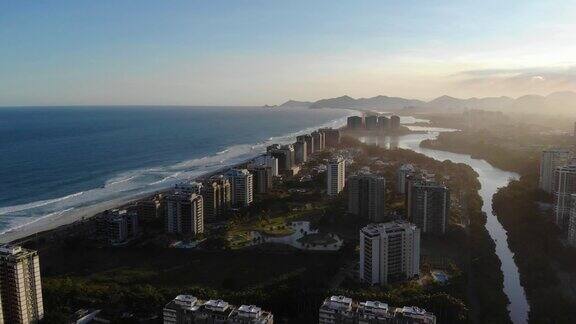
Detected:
left=348, top=172, right=386, bottom=222
left=539, top=149, right=572, bottom=194
left=553, top=164, right=576, bottom=229
left=365, top=115, right=379, bottom=130
left=297, top=134, right=316, bottom=155
left=311, top=131, right=326, bottom=151
left=407, top=181, right=450, bottom=235
left=378, top=116, right=390, bottom=131
left=360, top=221, right=420, bottom=285
left=250, top=165, right=273, bottom=194
left=99, top=209, right=139, bottom=245
left=390, top=115, right=401, bottom=129
left=397, top=164, right=416, bottom=194
left=319, top=296, right=436, bottom=324
left=163, top=192, right=204, bottom=236
left=327, top=158, right=346, bottom=196
left=201, top=176, right=232, bottom=222
left=319, top=128, right=341, bottom=148
left=163, top=295, right=273, bottom=324
left=347, top=116, right=363, bottom=130
left=294, top=140, right=308, bottom=165
left=268, top=144, right=295, bottom=174
left=568, top=194, right=576, bottom=247
left=227, top=169, right=254, bottom=207
left=251, top=155, right=279, bottom=177
left=0, top=245, right=44, bottom=324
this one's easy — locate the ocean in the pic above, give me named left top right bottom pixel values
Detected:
left=0, top=106, right=352, bottom=235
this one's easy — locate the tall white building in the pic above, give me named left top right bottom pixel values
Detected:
left=396, top=164, right=415, bottom=194
left=348, top=172, right=386, bottom=222
left=0, top=245, right=44, bottom=323
left=359, top=221, right=420, bottom=285
left=327, top=158, right=346, bottom=196
left=227, top=169, right=254, bottom=207
left=553, top=164, right=576, bottom=229
left=540, top=149, right=571, bottom=194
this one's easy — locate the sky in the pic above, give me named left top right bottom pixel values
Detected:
left=1, top=0, right=576, bottom=106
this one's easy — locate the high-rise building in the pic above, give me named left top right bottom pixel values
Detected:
left=311, top=131, right=325, bottom=151
left=174, top=182, right=203, bottom=195
left=164, top=192, right=204, bottom=236
left=250, top=165, right=273, bottom=194
left=327, top=158, right=346, bottom=196
left=251, top=155, right=279, bottom=177
left=293, top=140, right=307, bottom=165
left=163, top=295, right=273, bottom=324
left=99, top=209, right=139, bottom=245
left=347, top=116, right=363, bottom=130
left=568, top=194, right=576, bottom=247
left=378, top=116, right=390, bottom=131
left=268, top=145, right=295, bottom=173
left=553, top=165, right=576, bottom=229
left=539, top=149, right=572, bottom=194
left=365, top=115, right=379, bottom=130
left=407, top=181, right=450, bottom=235
left=348, top=172, right=386, bottom=222
left=390, top=115, right=401, bottom=130
left=397, top=164, right=416, bottom=194
left=319, top=296, right=436, bottom=324
left=319, top=128, right=341, bottom=148
left=359, top=221, right=420, bottom=285
left=202, top=176, right=231, bottom=222
left=227, top=169, right=254, bottom=207
left=297, top=134, right=316, bottom=155
left=0, top=245, right=44, bottom=323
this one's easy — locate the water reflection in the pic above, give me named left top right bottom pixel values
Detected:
left=359, top=128, right=529, bottom=324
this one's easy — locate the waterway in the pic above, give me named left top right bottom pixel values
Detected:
left=359, top=126, right=530, bottom=324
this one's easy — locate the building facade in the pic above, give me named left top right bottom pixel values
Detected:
left=294, top=140, right=308, bottom=165
left=163, top=295, right=273, bottom=324
left=407, top=182, right=450, bottom=235
left=250, top=165, right=273, bottom=194
left=365, top=115, right=379, bottom=130
left=164, top=192, right=204, bottom=236
left=554, top=165, right=576, bottom=229
left=0, top=245, right=44, bottom=324
left=539, top=149, right=572, bottom=194
left=227, top=169, right=254, bottom=207
left=396, top=164, right=416, bottom=194
left=99, top=209, right=139, bottom=245
left=360, top=221, right=420, bottom=285
left=348, top=172, right=386, bottom=222
left=390, top=115, right=401, bottom=129
left=311, top=131, right=326, bottom=151
left=297, top=134, right=316, bottom=155
left=327, top=158, right=346, bottom=196
left=202, top=176, right=232, bottom=222
left=319, top=296, right=436, bottom=324
left=319, top=128, right=341, bottom=147
left=347, top=116, right=363, bottom=130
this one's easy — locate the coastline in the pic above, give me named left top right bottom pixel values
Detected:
left=0, top=112, right=356, bottom=244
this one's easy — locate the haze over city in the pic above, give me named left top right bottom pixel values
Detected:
left=1, top=0, right=576, bottom=106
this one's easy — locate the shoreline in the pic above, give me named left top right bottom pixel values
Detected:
left=1, top=114, right=357, bottom=244
left=2, top=114, right=424, bottom=244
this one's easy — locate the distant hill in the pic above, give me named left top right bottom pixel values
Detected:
left=290, top=91, right=576, bottom=114
left=277, top=100, right=313, bottom=109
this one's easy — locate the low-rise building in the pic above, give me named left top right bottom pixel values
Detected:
left=163, top=295, right=273, bottom=324
left=319, top=296, right=436, bottom=324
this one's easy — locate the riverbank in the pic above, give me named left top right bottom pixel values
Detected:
left=419, top=127, right=576, bottom=322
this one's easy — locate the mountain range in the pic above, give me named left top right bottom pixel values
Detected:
left=278, top=91, right=576, bottom=114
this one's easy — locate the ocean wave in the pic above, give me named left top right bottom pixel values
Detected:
left=0, top=111, right=354, bottom=236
